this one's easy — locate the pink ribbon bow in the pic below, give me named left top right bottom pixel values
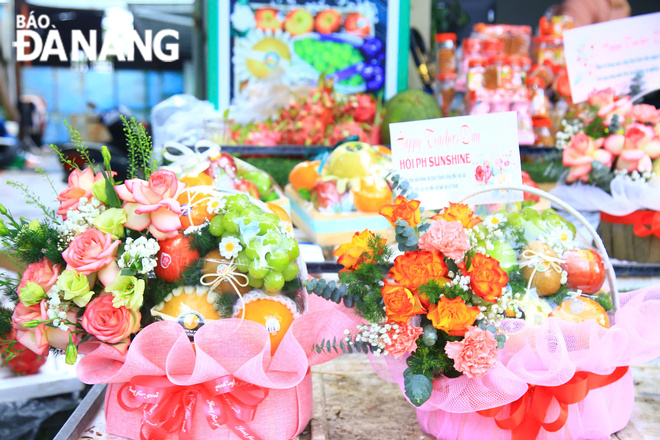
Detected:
left=117, top=375, right=268, bottom=440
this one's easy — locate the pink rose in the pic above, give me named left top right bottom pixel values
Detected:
left=18, top=258, right=61, bottom=296
left=81, top=295, right=140, bottom=346
left=602, top=133, right=625, bottom=156
left=615, top=122, right=660, bottom=172
left=562, top=132, right=614, bottom=183
left=445, top=326, right=497, bottom=379
left=384, top=321, right=423, bottom=359
left=57, top=168, right=105, bottom=219
left=587, top=88, right=615, bottom=109
left=418, top=219, right=470, bottom=261
left=597, top=96, right=632, bottom=126
left=12, top=300, right=78, bottom=355
left=626, top=104, right=660, bottom=125
left=116, top=170, right=185, bottom=240
left=62, top=228, right=120, bottom=285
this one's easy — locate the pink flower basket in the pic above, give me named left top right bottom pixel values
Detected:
left=373, top=287, right=660, bottom=440
left=77, top=295, right=358, bottom=440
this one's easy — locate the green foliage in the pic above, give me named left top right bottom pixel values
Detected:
left=215, top=292, right=239, bottom=318
left=587, top=160, right=615, bottom=193
left=418, top=278, right=471, bottom=304
left=595, top=292, right=613, bottom=311
left=121, top=116, right=156, bottom=179
left=520, top=152, right=563, bottom=184
left=404, top=325, right=462, bottom=397
left=308, top=233, right=391, bottom=321
left=629, top=71, right=644, bottom=97
left=390, top=173, right=418, bottom=200
left=583, top=114, right=607, bottom=139
left=404, top=374, right=433, bottom=407
left=0, top=275, right=19, bottom=305
left=540, top=286, right=573, bottom=310
left=394, top=219, right=418, bottom=252
left=189, top=224, right=217, bottom=256
left=5, top=219, right=64, bottom=266
left=312, top=334, right=373, bottom=355
left=0, top=307, right=13, bottom=336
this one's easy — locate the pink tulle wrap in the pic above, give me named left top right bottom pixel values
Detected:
left=77, top=295, right=360, bottom=440
left=372, top=287, right=660, bottom=440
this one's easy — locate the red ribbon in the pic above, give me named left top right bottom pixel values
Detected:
left=601, top=210, right=660, bottom=238
left=477, top=366, right=628, bottom=440
left=117, top=375, right=268, bottom=440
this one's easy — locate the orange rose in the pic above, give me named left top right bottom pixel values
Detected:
left=466, top=253, right=508, bottom=303
left=389, top=250, right=448, bottom=291
left=431, top=202, right=481, bottom=228
left=333, top=229, right=385, bottom=271
left=379, top=195, right=421, bottom=227
left=427, top=296, right=480, bottom=336
left=381, top=280, right=425, bottom=323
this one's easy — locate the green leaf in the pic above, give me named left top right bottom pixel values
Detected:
left=404, top=374, right=433, bottom=407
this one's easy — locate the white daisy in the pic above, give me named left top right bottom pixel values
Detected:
left=219, top=236, right=242, bottom=259
left=206, top=197, right=227, bottom=215
left=484, top=213, right=506, bottom=230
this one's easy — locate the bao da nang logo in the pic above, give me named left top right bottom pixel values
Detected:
left=13, top=12, right=179, bottom=62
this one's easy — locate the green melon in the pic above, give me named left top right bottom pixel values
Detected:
left=380, top=90, right=443, bottom=145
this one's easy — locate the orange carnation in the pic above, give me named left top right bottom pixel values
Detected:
left=381, top=280, right=426, bottom=323
left=465, top=253, right=508, bottom=303
left=389, top=250, right=448, bottom=291
left=427, top=296, right=480, bottom=336
left=431, top=202, right=481, bottom=228
left=333, top=229, right=385, bottom=271
left=379, top=195, right=421, bottom=227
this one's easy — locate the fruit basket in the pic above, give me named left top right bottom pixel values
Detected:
left=0, top=121, right=357, bottom=440
left=306, top=183, right=660, bottom=439
left=162, top=139, right=291, bottom=215
left=286, top=141, right=395, bottom=246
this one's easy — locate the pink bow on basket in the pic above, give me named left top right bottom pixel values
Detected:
left=117, top=374, right=268, bottom=440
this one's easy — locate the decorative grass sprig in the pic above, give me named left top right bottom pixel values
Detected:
left=121, top=116, right=157, bottom=179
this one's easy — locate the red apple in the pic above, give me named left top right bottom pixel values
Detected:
left=255, top=8, right=283, bottom=32
left=234, top=178, right=261, bottom=199
left=311, top=180, right=342, bottom=210
left=560, top=249, right=606, bottom=294
left=315, top=10, right=342, bottom=34
left=284, top=9, right=314, bottom=36
left=344, top=13, right=370, bottom=37
left=155, top=234, right=200, bottom=282
left=206, top=152, right=237, bottom=178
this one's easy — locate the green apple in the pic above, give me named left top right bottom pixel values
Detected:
left=243, top=171, right=272, bottom=195
left=486, top=240, right=518, bottom=273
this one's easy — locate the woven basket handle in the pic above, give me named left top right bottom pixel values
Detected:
left=459, top=184, right=619, bottom=311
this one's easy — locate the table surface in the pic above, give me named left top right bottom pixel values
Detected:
left=69, top=354, right=660, bottom=440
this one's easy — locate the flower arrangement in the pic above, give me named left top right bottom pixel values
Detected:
left=557, top=88, right=660, bottom=188
left=0, top=119, right=306, bottom=366
left=306, top=178, right=614, bottom=408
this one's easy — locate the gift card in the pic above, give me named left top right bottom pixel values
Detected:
left=389, top=112, right=523, bottom=209
left=564, top=12, right=660, bottom=103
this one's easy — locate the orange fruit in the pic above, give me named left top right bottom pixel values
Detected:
left=177, top=190, right=216, bottom=229
left=374, top=145, right=392, bottom=156
left=235, top=297, right=297, bottom=355
left=550, top=297, right=610, bottom=328
left=266, top=202, right=291, bottom=223
left=180, top=172, right=214, bottom=187
left=352, top=177, right=393, bottom=213
left=289, top=161, right=320, bottom=190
